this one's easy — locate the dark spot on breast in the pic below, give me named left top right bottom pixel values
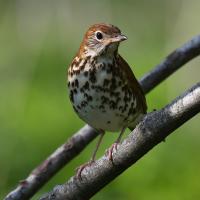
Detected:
left=88, top=95, right=93, bottom=101
left=84, top=81, right=90, bottom=90
left=81, top=81, right=90, bottom=92
left=83, top=93, right=92, bottom=101
left=124, top=95, right=129, bottom=102
left=72, top=58, right=81, bottom=66
left=73, top=69, right=81, bottom=75
left=109, top=100, right=116, bottom=109
left=116, top=113, right=123, bottom=117
left=80, top=59, right=87, bottom=70
left=129, top=101, right=137, bottom=115
left=103, top=79, right=110, bottom=87
left=128, top=107, right=136, bottom=116
left=118, top=81, right=122, bottom=86
left=102, top=63, right=106, bottom=71
left=106, top=63, right=113, bottom=73
left=75, top=79, right=79, bottom=88
left=111, top=91, right=120, bottom=97
left=107, top=121, right=111, bottom=124
left=77, top=105, right=81, bottom=109
left=73, top=88, right=77, bottom=94
left=70, top=90, right=74, bottom=103
left=131, top=102, right=136, bottom=108
left=99, top=105, right=105, bottom=110
left=110, top=78, right=117, bottom=90
left=84, top=71, right=88, bottom=77
left=98, top=63, right=103, bottom=69
left=113, top=67, right=120, bottom=76
left=81, top=101, right=88, bottom=108
left=123, top=116, right=128, bottom=121
left=89, top=70, right=96, bottom=83
left=91, top=58, right=96, bottom=66
left=84, top=93, right=88, bottom=98
left=122, top=104, right=128, bottom=113
left=93, top=85, right=104, bottom=92
left=119, top=106, right=123, bottom=111
left=101, top=96, right=109, bottom=104
left=122, top=84, right=128, bottom=92
left=116, top=97, right=121, bottom=105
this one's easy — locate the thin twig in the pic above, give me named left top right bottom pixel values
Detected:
left=4, top=35, right=200, bottom=200
left=40, top=83, right=200, bottom=200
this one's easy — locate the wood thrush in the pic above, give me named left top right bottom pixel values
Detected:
left=67, top=23, right=147, bottom=176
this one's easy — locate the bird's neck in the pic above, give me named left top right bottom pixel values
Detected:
left=78, top=43, right=119, bottom=60
left=83, top=48, right=118, bottom=64
left=96, top=52, right=117, bottom=66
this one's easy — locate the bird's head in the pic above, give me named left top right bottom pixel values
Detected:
left=78, top=23, right=127, bottom=57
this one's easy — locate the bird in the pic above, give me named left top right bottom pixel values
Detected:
left=67, top=23, right=147, bottom=177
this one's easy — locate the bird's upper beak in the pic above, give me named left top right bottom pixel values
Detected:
left=110, top=34, right=127, bottom=43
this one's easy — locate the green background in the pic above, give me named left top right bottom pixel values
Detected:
left=0, top=0, right=200, bottom=199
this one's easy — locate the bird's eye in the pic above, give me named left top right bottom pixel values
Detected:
left=96, top=32, right=103, bottom=40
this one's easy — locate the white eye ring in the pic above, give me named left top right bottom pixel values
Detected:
left=95, top=31, right=103, bottom=40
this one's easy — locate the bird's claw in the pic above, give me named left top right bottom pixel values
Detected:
left=105, top=142, right=119, bottom=162
left=76, top=160, right=94, bottom=180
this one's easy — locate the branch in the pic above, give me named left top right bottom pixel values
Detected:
left=4, top=35, right=200, bottom=200
left=140, top=35, right=200, bottom=94
left=40, top=83, right=200, bottom=200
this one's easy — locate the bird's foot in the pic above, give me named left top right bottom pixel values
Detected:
left=105, top=142, right=119, bottom=162
left=76, top=160, right=94, bottom=180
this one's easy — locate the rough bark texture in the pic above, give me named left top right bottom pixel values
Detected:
left=4, top=35, right=200, bottom=200
left=39, top=83, right=200, bottom=200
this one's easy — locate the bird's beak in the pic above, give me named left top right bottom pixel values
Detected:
left=110, top=34, right=128, bottom=43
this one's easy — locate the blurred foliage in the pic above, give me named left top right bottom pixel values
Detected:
left=0, top=0, right=199, bottom=199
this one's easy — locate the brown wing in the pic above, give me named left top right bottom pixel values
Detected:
left=118, top=54, right=147, bottom=113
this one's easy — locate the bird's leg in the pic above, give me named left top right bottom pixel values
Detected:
left=76, top=130, right=105, bottom=179
left=91, top=130, right=105, bottom=161
left=106, top=127, right=126, bottom=161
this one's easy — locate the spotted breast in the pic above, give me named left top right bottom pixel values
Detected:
left=68, top=53, right=144, bottom=132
